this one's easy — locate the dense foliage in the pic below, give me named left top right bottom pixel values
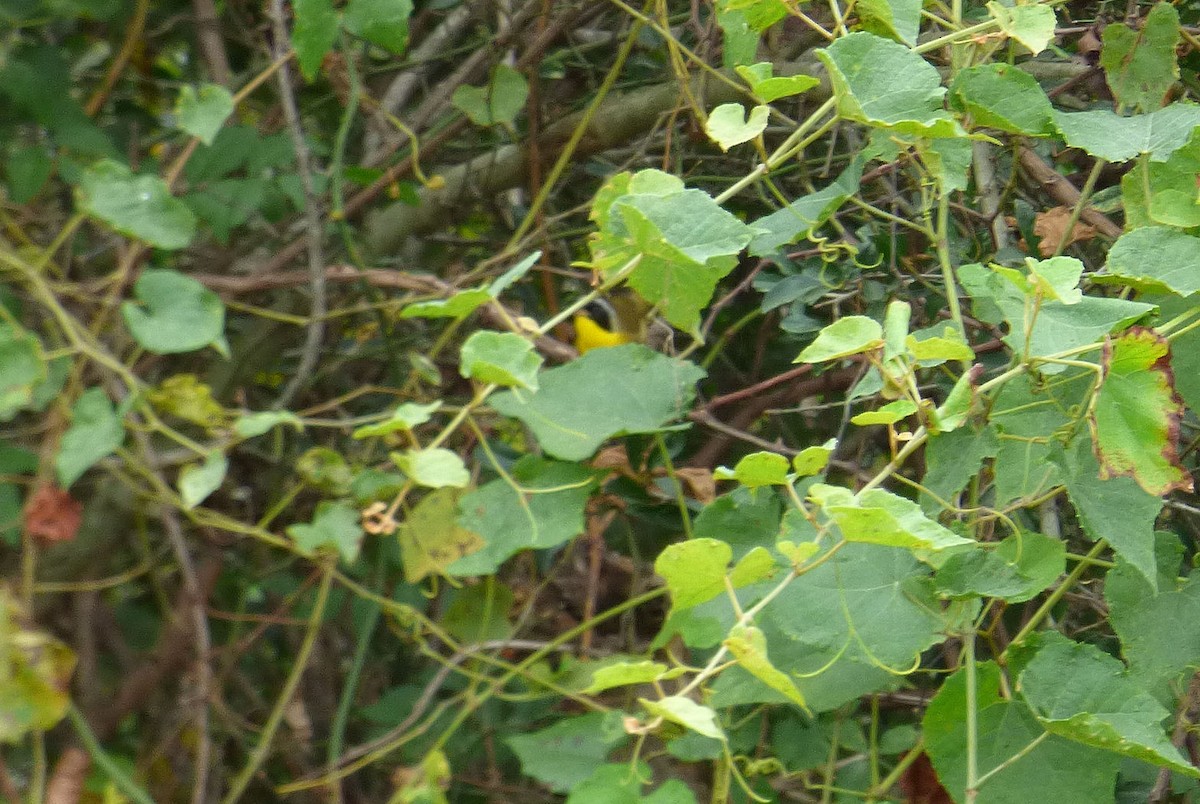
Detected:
left=4, top=0, right=1200, bottom=801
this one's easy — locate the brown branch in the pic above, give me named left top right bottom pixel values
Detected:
left=1017, top=146, right=1123, bottom=239
left=84, top=0, right=150, bottom=116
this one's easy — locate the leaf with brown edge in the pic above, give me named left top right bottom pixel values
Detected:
left=23, top=485, right=82, bottom=544
left=1089, top=327, right=1192, bottom=496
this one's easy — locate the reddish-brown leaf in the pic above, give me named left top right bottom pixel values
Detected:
left=23, top=485, right=83, bottom=544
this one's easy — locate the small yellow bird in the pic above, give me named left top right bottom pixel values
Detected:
left=572, top=290, right=650, bottom=354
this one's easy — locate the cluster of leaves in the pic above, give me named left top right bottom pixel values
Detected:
left=4, top=0, right=1200, bottom=802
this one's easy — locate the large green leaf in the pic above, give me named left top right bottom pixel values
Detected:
left=950, top=64, right=1055, bottom=135
left=817, top=32, right=963, bottom=137
left=590, top=171, right=759, bottom=332
left=78, top=160, right=196, bottom=249
left=1089, top=327, right=1191, bottom=496
left=507, top=712, right=626, bottom=794
left=925, top=661, right=1121, bottom=803
left=738, top=543, right=949, bottom=712
left=1100, top=2, right=1180, bottom=113
left=1021, top=632, right=1198, bottom=775
left=1106, top=533, right=1200, bottom=699
left=448, top=457, right=595, bottom=575
left=1054, top=104, right=1200, bottom=162
left=291, top=0, right=337, bottom=82
left=1058, top=437, right=1162, bottom=590
left=1121, top=125, right=1200, bottom=228
left=121, top=269, right=228, bottom=355
left=1098, top=226, right=1200, bottom=296
left=490, top=345, right=704, bottom=461
left=933, top=531, right=1064, bottom=603
left=958, top=262, right=1154, bottom=367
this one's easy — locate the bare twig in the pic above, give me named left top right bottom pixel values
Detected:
left=268, top=0, right=328, bottom=410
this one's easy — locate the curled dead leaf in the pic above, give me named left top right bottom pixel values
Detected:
left=23, top=485, right=83, bottom=544
left=1034, top=206, right=1097, bottom=256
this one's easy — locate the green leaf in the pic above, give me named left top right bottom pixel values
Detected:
left=754, top=543, right=947, bottom=712
left=5, top=145, right=53, bottom=204
left=448, top=457, right=595, bottom=576
left=920, top=425, right=998, bottom=513
left=0, top=592, right=77, bottom=742
left=343, top=0, right=413, bottom=55
left=850, top=399, right=917, bottom=426
left=796, top=316, right=883, bottom=363
left=581, top=660, right=682, bottom=695
left=809, top=484, right=974, bottom=551
left=1021, top=632, right=1198, bottom=775
left=590, top=176, right=758, bottom=333
left=720, top=0, right=788, bottom=31
left=451, top=64, right=528, bottom=127
left=121, top=269, right=227, bottom=355
left=1059, top=437, right=1162, bottom=590
left=1106, top=534, right=1200, bottom=698
left=490, top=345, right=704, bottom=461
left=234, top=411, right=304, bottom=439
left=724, top=624, right=809, bottom=711
left=934, top=531, right=1064, bottom=602
left=459, top=330, right=542, bottom=390
left=1121, top=126, right=1200, bottom=227
left=78, top=160, right=196, bottom=249
left=748, top=153, right=865, bottom=255
left=988, top=1, right=1057, bottom=55
left=705, top=103, right=769, bottom=150
left=1100, top=2, right=1180, bottom=113
left=958, top=262, right=1154, bottom=367
left=175, top=84, right=234, bottom=145
left=400, top=288, right=492, bottom=319
left=817, top=33, right=963, bottom=138
left=734, top=63, right=819, bottom=103
left=565, top=764, right=649, bottom=804
left=792, top=441, right=835, bottom=477
left=55, top=388, right=124, bottom=487
left=950, top=65, right=1055, bottom=135
left=507, top=713, right=627, bottom=794
left=287, top=501, right=363, bottom=564
left=714, top=451, right=789, bottom=487
left=352, top=402, right=440, bottom=438
left=925, top=661, right=1121, bottom=803
left=857, top=0, right=920, bottom=45
left=391, top=447, right=470, bottom=488
left=1098, top=226, right=1200, bottom=296
left=1089, top=327, right=1191, bottom=496
left=1054, top=104, right=1200, bottom=162
left=656, top=538, right=732, bottom=610
left=397, top=488, right=484, bottom=581
left=291, top=0, right=337, bottom=82
left=179, top=452, right=227, bottom=509
left=0, top=323, right=45, bottom=421
left=640, top=695, right=725, bottom=740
